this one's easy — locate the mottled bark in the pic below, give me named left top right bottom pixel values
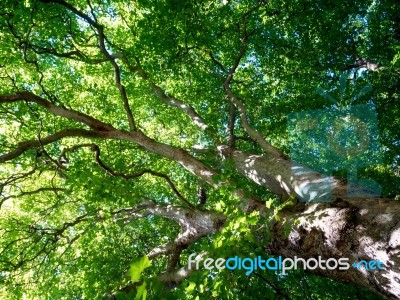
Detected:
left=268, top=198, right=400, bottom=300
left=219, top=147, right=399, bottom=299
left=221, top=147, right=348, bottom=201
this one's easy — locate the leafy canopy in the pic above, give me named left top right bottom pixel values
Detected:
left=0, top=0, right=399, bottom=299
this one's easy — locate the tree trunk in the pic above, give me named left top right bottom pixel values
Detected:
left=268, top=198, right=400, bottom=299
left=220, top=147, right=400, bottom=299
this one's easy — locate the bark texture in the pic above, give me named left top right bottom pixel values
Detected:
left=268, top=198, right=400, bottom=299
left=221, top=147, right=399, bottom=299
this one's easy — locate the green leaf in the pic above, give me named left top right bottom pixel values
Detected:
left=135, top=282, right=147, bottom=300
left=266, top=199, right=274, bottom=209
left=185, top=281, right=196, bottom=294
left=128, top=256, right=152, bottom=283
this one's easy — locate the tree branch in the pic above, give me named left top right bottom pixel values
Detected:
left=126, top=59, right=210, bottom=132
left=0, top=92, right=115, bottom=131
left=223, top=86, right=283, bottom=157
left=1, top=187, right=66, bottom=204
left=344, top=56, right=380, bottom=71
left=220, top=5, right=284, bottom=158
left=209, top=52, right=227, bottom=73
left=0, top=92, right=263, bottom=213
left=227, top=103, right=236, bottom=147
left=145, top=204, right=226, bottom=259
left=39, top=0, right=137, bottom=131
left=57, top=143, right=195, bottom=208
left=92, top=144, right=195, bottom=209
left=0, top=128, right=106, bottom=163
left=159, top=252, right=208, bottom=284
left=0, top=91, right=221, bottom=192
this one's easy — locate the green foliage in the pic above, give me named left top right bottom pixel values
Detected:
left=0, top=0, right=399, bottom=299
left=128, top=256, right=152, bottom=284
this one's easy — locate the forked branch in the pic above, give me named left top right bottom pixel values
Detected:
left=219, top=5, right=284, bottom=157
left=39, top=0, right=137, bottom=131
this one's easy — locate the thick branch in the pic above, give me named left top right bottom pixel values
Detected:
left=119, top=130, right=219, bottom=187
left=224, top=148, right=348, bottom=201
left=146, top=205, right=226, bottom=259
left=133, top=204, right=226, bottom=293
left=0, top=91, right=218, bottom=189
left=0, top=92, right=263, bottom=214
left=0, top=92, right=224, bottom=196
left=120, top=130, right=264, bottom=212
left=0, top=92, right=114, bottom=131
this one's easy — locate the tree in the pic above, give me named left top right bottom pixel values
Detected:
left=0, top=0, right=399, bottom=299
